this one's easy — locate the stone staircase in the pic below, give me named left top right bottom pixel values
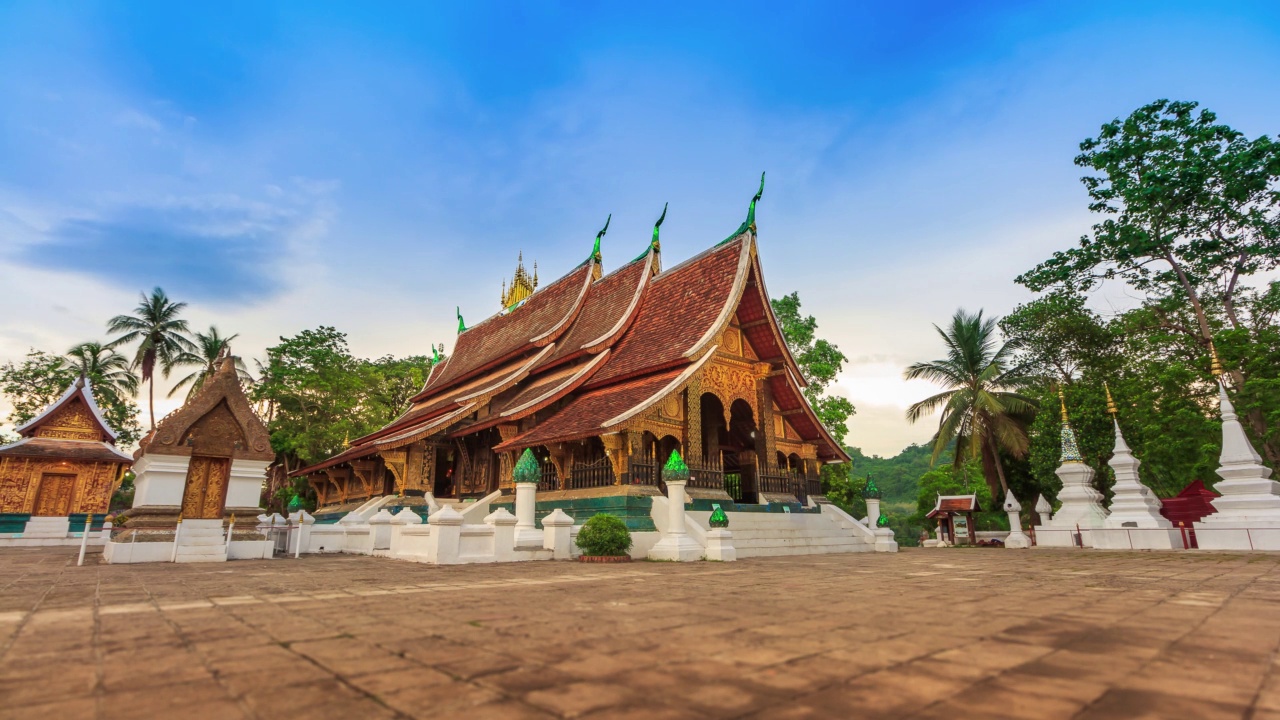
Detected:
left=173, top=519, right=228, bottom=563
left=685, top=508, right=874, bottom=557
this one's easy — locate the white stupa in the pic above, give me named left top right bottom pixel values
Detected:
left=1093, top=384, right=1180, bottom=550
left=1196, top=350, right=1280, bottom=550
left=1037, top=388, right=1108, bottom=547
left=1002, top=490, right=1031, bottom=549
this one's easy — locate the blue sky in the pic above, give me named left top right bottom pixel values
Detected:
left=2, top=1, right=1279, bottom=453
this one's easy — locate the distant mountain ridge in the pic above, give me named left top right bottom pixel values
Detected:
left=847, top=442, right=937, bottom=508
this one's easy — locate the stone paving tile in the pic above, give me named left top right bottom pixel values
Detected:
left=1, top=547, right=1280, bottom=718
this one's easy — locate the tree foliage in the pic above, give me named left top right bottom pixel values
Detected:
left=904, top=309, right=1038, bottom=497
left=770, top=291, right=855, bottom=446
left=0, top=348, right=143, bottom=446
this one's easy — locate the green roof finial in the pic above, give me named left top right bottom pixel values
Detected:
left=652, top=202, right=667, bottom=248
left=513, top=448, right=540, bottom=484
left=722, top=172, right=765, bottom=244
left=456, top=306, right=466, bottom=334
left=662, top=449, right=690, bottom=484
left=589, top=214, right=610, bottom=265
left=431, top=344, right=441, bottom=364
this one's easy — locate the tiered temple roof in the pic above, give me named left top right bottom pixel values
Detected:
left=0, top=376, right=132, bottom=464
left=297, top=189, right=849, bottom=482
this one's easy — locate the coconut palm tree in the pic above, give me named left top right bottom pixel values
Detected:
left=169, top=326, right=252, bottom=399
left=107, top=287, right=194, bottom=431
left=65, top=341, right=140, bottom=405
left=904, top=309, right=1037, bottom=497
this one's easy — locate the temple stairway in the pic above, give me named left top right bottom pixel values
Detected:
left=173, top=519, right=228, bottom=563
left=682, top=505, right=876, bottom=557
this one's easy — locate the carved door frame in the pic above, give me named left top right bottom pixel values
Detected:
left=181, top=455, right=232, bottom=519
left=33, top=473, right=76, bottom=516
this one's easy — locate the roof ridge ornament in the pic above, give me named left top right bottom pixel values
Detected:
left=457, top=307, right=466, bottom=334
left=635, top=203, right=668, bottom=270
left=589, top=214, right=610, bottom=265
left=722, top=172, right=765, bottom=245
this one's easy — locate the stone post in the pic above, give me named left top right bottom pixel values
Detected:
left=649, top=450, right=703, bottom=561
left=865, top=498, right=881, bottom=527
left=512, top=449, right=543, bottom=547
left=1003, top=490, right=1031, bottom=549
left=703, top=505, right=736, bottom=561
left=541, top=508, right=575, bottom=559
left=369, top=508, right=395, bottom=552
left=427, top=504, right=463, bottom=564
left=485, top=507, right=518, bottom=561
left=1035, top=495, right=1052, bottom=526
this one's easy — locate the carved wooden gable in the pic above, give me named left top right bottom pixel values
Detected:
left=32, top=398, right=104, bottom=442
left=141, top=358, right=273, bottom=461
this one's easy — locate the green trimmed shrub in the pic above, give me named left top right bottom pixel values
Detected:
left=575, top=513, right=632, bottom=557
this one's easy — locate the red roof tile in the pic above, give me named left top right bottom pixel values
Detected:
left=493, top=369, right=682, bottom=451
left=539, top=254, right=650, bottom=370
left=587, top=238, right=748, bottom=387
left=413, top=262, right=593, bottom=400
left=0, top=437, right=132, bottom=463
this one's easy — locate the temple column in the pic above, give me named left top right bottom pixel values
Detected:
left=381, top=448, right=408, bottom=495
left=756, top=377, right=776, bottom=470
left=601, top=432, right=627, bottom=484
left=684, top=383, right=703, bottom=462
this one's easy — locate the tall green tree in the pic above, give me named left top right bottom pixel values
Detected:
left=107, top=287, right=194, bottom=431
left=771, top=292, right=856, bottom=445
left=169, top=326, right=252, bottom=399
left=905, top=309, right=1038, bottom=497
left=66, top=341, right=140, bottom=405
left=1017, top=99, right=1280, bottom=459
left=0, top=348, right=143, bottom=446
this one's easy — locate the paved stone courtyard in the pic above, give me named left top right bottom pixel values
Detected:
left=2, top=548, right=1280, bottom=720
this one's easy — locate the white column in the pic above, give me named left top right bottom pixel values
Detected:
left=1035, top=495, right=1053, bottom=526
left=865, top=498, right=882, bottom=527
left=513, top=481, right=542, bottom=547
left=1003, top=491, right=1031, bottom=549
left=648, top=479, right=703, bottom=561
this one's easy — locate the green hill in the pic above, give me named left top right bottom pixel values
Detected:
left=847, top=443, right=937, bottom=509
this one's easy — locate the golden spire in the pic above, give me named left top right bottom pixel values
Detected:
left=1209, top=341, right=1224, bottom=378
left=502, top=251, right=537, bottom=309
left=1104, top=382, right=1117, bottom=415
left=1058, top=385, right=1070, bottom=424
left=342, top=431, right=350, bottom=449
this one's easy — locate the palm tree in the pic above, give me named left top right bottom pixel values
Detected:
left=905, top=309, right=1037, bottom=497
left=65, top=341, right=140, bottom=405
left=169, top=326, right=252, bottom=399
left=107, top=287, right=195, bottom=431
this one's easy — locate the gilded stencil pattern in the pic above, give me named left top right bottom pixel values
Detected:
left=182, top=456, right=230, bottom=519
left=33, top=474, right=75, bottom=516
left=34, top=401, right=100, bottom=441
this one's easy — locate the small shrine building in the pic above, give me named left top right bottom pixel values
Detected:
left=0, top=376, right=131, bottom=539
left=296, top=180, right=849, bottom=516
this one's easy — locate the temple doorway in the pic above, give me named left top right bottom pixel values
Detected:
left=433, top=447, right=456, bottom=498
left=33, top=473, right=75, bottom=516
left=725, top=399, right=759, bottom=504
left=181, top=456, right=230, bottom=519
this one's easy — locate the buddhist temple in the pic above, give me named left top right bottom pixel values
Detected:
left=296, top=177, right=849, bottom=523
left=0, top=375, right=131, bottom=541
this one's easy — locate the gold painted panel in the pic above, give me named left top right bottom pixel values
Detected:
left=181, top=456, right=230, bottom=519
left=33, top=473, right=75, bottom=516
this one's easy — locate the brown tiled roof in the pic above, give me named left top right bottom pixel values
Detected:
left=587, top=237, right=748, bottom=387
left=0, top=437, right=132, bottom=463
left=926, top=495, right=981, bottom=517
left=539, top=255, right=650, bottom=370
left=493, top=369, right=682, bottom=451
left=487, top=352, right=610, bottom=423
left=413, top=262, right=593, bottom=400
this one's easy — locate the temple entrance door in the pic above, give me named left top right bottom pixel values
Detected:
left=433, top=448, right=456, bottom=498
left=726, top=399, right=759, bottom=504
left=182, top=455, right=231, bottom=519
left=33, top=473, right=75, bottom=516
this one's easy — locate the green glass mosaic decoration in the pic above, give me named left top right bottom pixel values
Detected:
left=862, top=476, right=882, bottom=500
left=513, top=448, right=540, bottom=484
left=877, top=514, right=889, bottom=528
left=456, top=306, right=466, bottom=334
left=709, top=503, right=729, bottom=529
left=662, top=450, right=690, bottom=484
left=1060, top=423, right=1083, bottom=463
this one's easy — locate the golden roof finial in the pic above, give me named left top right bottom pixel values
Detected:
left=1058, top=385, right=1070, bottom=424
left=342, top=431, right=350, bottom=449
left=1104, top=381, right=1117, bottom=415
left=502, top=251, right=537, bottom=309
left=1209, top=341, right=1224, bottom=378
